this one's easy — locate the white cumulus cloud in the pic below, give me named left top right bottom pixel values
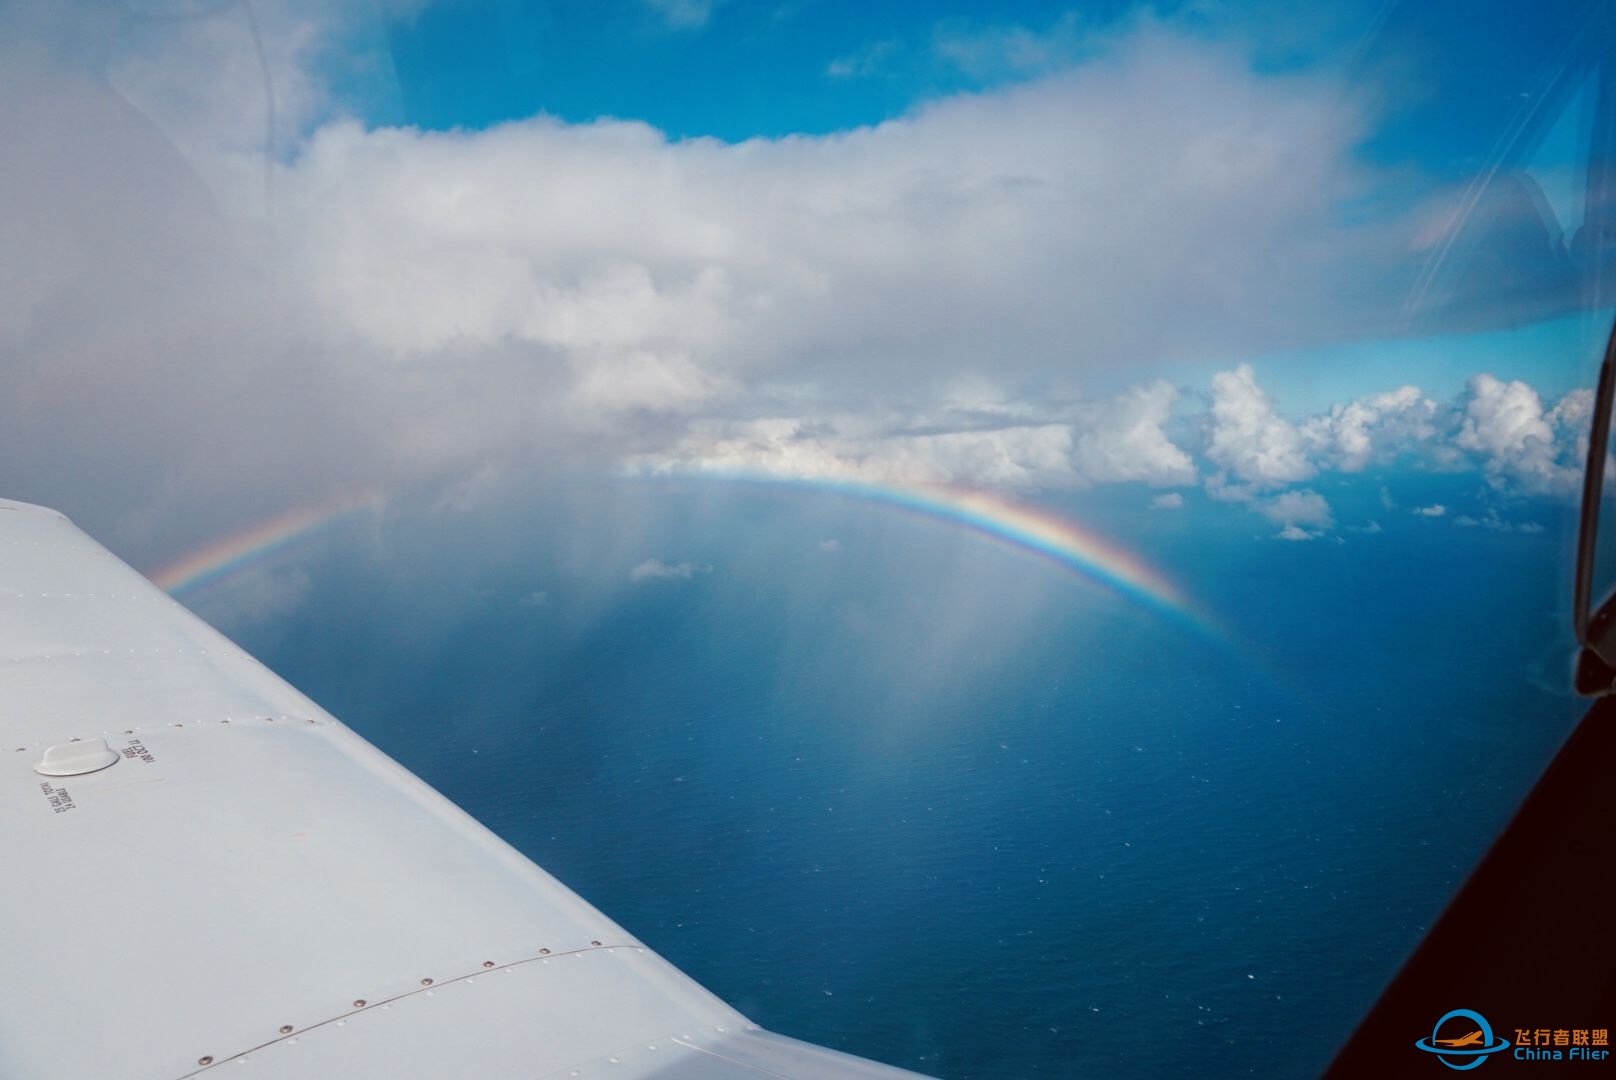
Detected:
left=1454, top=374, right=1582, bottom=496
left=1205, top=364, right=1316, bottom=492
left=1299, top=384, right=1449, bottom=472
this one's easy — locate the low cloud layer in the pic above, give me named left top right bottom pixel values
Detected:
left=638, top=361, right=1591, bottom=541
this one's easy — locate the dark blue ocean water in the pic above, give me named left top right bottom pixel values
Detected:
left=214, top=473, right=1584, bottom=1078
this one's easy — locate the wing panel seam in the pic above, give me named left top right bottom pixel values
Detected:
left=173, top=941, right=648, bottom=1079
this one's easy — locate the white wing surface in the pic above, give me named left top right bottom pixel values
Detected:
left=0, top=497, right=931, bottom=1080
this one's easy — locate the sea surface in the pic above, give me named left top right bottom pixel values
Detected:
left=213, top=473, right=1585, bottom=1078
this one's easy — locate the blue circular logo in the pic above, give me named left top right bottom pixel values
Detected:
left=1414, top=1009, right=1512, bottom=1070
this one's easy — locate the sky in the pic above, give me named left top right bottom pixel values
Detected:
left=0, top=0, right=1611, bottom=569
left=3, top=3, right=1614, bottom=1076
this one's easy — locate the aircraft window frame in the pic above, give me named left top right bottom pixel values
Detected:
left=1574, top=316, right=1616, bottom=691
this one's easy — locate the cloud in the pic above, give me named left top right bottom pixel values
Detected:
left=826, top=40, right=902, bottom=79
left=1150, top=492, right=1184, bottom=510
left=269, top=34, right=1365, bottom=388
left=645, top=0, right=725, bottom=30
left=638, top=352, right=1605, bottom=515
left=1205, top=364, right=1316, bottom=492
left=1453, top=510, right=1545, bottom=533
left=1454, top=374, right=1582, bottom=496
left=1192, top=365, right=1588, bottom=543
left=519, top=590, right=549, bottom=607
left=1549, top=387, right=1595, bottom=459
left=1073, top=380, right=1196, bottom=486
left=931, top=11, right=1095, bottom=82
left=0, top=21, right=1386, bottom=548
left=88, top=1, right=400, bottom=218
left=1255, top=488, right=1333, bottom=540
left=629, top=558, right=712, bottom=582
left=1299, top=385, right=1449, bottom=472
left=0, top=10, right=1598, bottom=565
left=1259, top=489, right=1333, bottom=541
left=636, top=413, right=1083, bottom=488
left=819, top=538, right=841, bottom=552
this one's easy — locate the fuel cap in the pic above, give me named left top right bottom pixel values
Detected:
left=34, top=738, right=120, bottom=777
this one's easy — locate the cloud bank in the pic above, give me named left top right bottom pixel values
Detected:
left=0, top=6, right=1592, bottom=560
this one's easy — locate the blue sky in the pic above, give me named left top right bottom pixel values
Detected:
left=363, top=0, right=1216, bottom=138
left=353, top=0, right=1592, bottom=163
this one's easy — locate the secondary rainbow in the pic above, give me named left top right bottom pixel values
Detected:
left=149, top=494, right=377, bottom=594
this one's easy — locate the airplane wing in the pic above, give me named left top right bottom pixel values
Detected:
left=0, top=497, right=931, bottom=1079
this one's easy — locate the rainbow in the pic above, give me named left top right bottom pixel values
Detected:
left=149, top=493, right=379, bottom=594
left=655, top=470, right=1215, bottom=638
left=148, top=475, right=1213, bottom=640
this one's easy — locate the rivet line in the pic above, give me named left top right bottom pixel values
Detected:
left=177, top=939, right=632, bottom=1077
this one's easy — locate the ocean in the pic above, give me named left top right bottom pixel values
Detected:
left=212, top=472, right=1585, bottom=1077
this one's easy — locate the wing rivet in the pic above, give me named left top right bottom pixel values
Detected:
left=539, top=948, right=551, bottom=954
left=198, top=1056, right=213, bottom=1066
left=591, top=940, right=602, bottom=946
left=279, top=1025, right=293, bottom=1034
left=123, top=730, right=133, bottom=735
left=420, top=977, right=433, bottom=986
left=483, top=960, right=495, bottom=968
left=353, top=999, right=366, bottom=1008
